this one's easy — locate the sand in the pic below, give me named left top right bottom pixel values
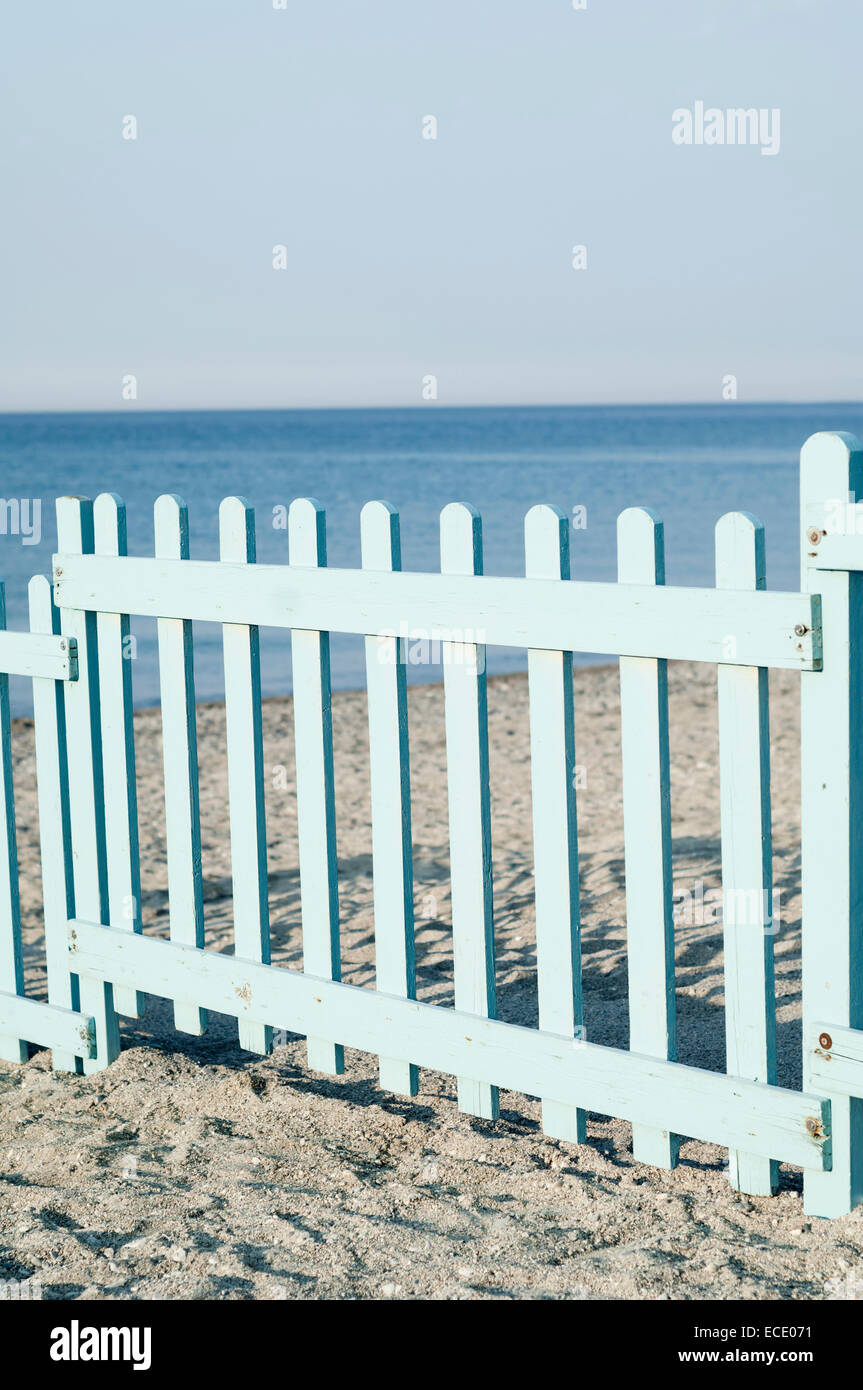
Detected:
left=2, top=661, right=863, bottom=1301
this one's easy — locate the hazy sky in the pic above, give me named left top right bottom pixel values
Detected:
left=2, top=0, right=859, bottom=411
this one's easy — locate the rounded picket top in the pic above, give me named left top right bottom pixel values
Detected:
left=715, top=511, right=765, bottom=590
left=219, top=494, right=252, bottom=524
left=288, top=497, right=327, bottom=566
left=153, top=493, right=190, bottom=559
left=56, top=495, right=94, bottom=554
left=27, top=572, right=50, bottom=609
left=617, top=506, right=665, bottom=585
left=801, top=431, right=863, bottom=490
left=219, top=495, right=256, bottom=562
left=360, top=500, right=401, bottom=568
left=93, top=493, right=128, bottom=557
left=28, top=574, right=62, bottom=647
left=524, top=504, right=570, bottom=581
left=801, top=433, right=863, bottom=574
left=440, top=501, right=482, bottom=574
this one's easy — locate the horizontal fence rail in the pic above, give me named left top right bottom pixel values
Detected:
left=809, top=1024, right=863, bottom=1100
left=52, top=554, right=822, bottom=669
left=0, top=991, right=95, bottom=1060
left=0, top=630, right=77, bottom=681
left=66, top=917, right=831, bottom=1172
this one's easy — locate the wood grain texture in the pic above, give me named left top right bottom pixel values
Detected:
left=809, top=1023, right=863, bottom=1099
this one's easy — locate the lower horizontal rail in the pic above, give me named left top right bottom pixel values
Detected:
left=0, top=989, right=95, bottom=1059
left=809, top=1022, right=863, bottom=1098
left=67, top=919, right=832, bottom=1170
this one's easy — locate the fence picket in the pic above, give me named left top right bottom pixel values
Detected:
left=289, top=498, right=343, bottom=1075
left=361, top=502, right=418, bottom=1096
left=56, top=496, right=119, bottom=1072
left=440, top=503, right=498, bottom=1120
left=525, top=505, right=585, bottom=1143
left=154, top=494, right=207, bottom=1036
left=715, top=512, right=778, bottom=1195
left=93, top=493, right=144, bottom=1020
left=617, top=508, right=679, bottom=1168
left=29, top=575, right=77, bottom=1071
left=0, top=582, right=25, bottom=1063
left=220, top=497, right=272, bottom=1056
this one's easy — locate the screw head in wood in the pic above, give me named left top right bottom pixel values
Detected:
left=819, top=1032, right=832, bottom=1050
left=806, top=527, right=822, bottom=545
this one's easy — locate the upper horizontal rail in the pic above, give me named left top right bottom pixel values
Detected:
left=67, top=918, right=831, bottom=1170
left=0, top=630, right=77, bottom=681
left=808, top=534, right=863, bottom=572
left=53, top=554, right=822, bottom=670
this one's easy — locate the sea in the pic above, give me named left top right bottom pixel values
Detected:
left=0, top=402, right=860, bottom=714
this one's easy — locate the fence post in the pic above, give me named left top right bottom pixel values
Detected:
left=801, top=431, right=863, bottom=1218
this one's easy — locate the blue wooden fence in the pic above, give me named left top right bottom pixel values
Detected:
left=4, top=430, right=863, bottom=1218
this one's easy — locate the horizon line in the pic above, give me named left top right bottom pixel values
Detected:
left=1, top=398, right=862, bottom=420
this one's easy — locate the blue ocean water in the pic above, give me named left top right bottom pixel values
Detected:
left=0, top=403, right=860, bottom=714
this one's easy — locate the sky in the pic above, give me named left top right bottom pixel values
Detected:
left=1, top=0, right=860, bottom=411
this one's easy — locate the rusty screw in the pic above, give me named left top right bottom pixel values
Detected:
left=819, top=1031, right=833, bottom=1050
left=806, top=527, right=822, bottom=546
left=794, top=623, right=809, bottom=637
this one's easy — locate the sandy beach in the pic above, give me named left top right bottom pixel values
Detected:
left=2, top=661, right=862, bottom=1301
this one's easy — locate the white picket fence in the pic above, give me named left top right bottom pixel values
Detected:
left=3, top=430, right=863, bottom=1218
